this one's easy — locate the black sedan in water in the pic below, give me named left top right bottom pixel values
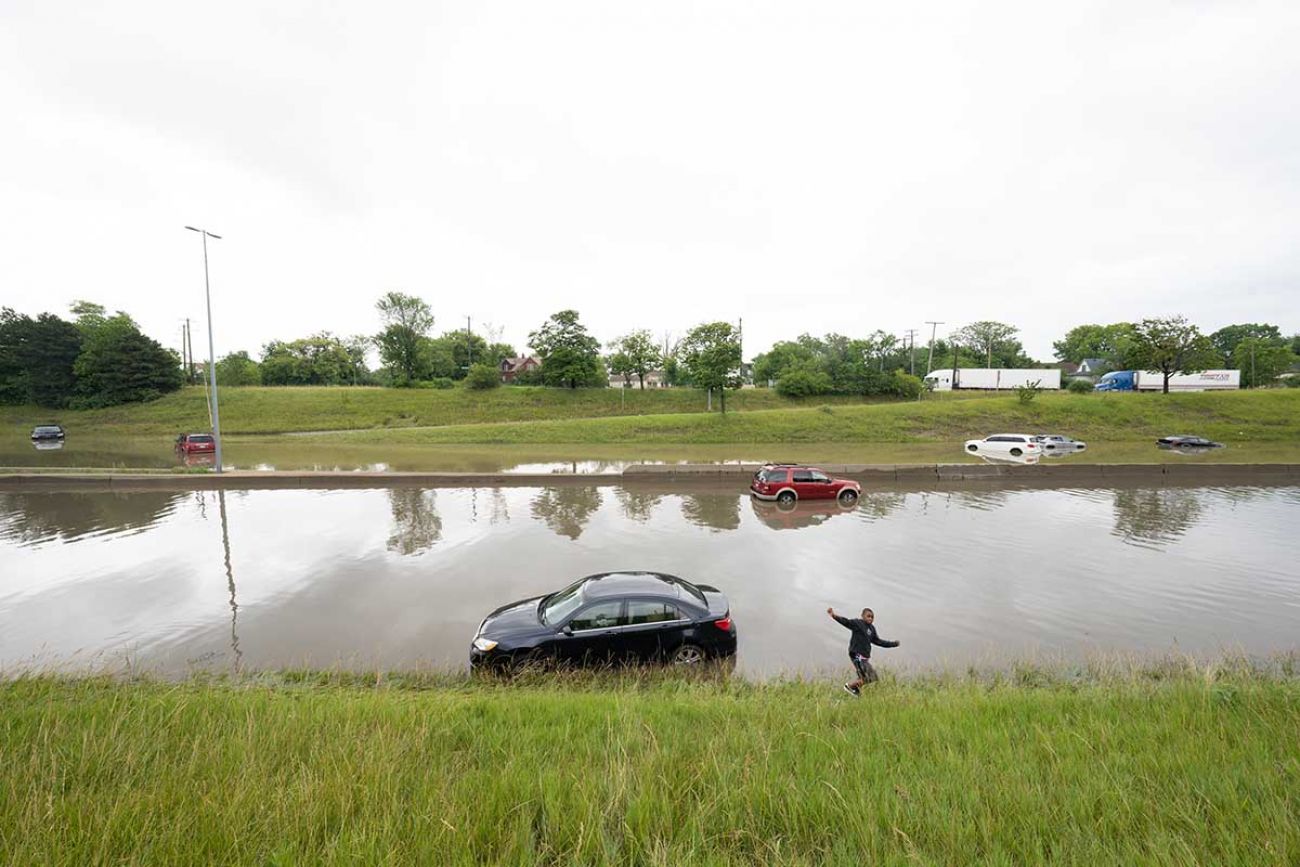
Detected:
left=470, top=571, right=736, bottom=671
left=1157, top=435, right=1224, bottom=449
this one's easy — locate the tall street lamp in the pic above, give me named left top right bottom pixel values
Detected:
left=185, top=225, right=224, bottom=473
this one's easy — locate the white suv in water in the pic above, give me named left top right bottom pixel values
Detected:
left=964, top=433, right=1041, bottom=459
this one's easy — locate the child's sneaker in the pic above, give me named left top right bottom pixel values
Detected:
left=842, top=683, right=860, bottom=697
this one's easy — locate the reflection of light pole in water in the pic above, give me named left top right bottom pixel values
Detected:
left=217, top=490, right=242, bottom=671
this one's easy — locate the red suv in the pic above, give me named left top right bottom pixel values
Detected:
left=750, top=463, right=861, bottom=505
left=175, top=433, right=216, bottom=455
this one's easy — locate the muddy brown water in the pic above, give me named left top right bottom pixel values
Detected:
left=2, top=482, right=1297, bottom=678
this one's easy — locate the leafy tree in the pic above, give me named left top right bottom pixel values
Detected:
left=752, top=340, right=816, bottom=386
left=465, top=362, right=501, bottom=389
left=1232, top=337, right=1296, bottom=388
left=862, top=330, right=899, bottom=372
left=69, top=300, right=112, bottom=334
left=1128, top=316, right=1220, bottom=394
left=1052, top=323, right=1137, bottom=368
left=215, top=351, right=262, bottom=386
left=72, top=314, right=183, bottom=408
left=528, top=310, right=603, bottom=389
left=680, top=322, right=742, bottom=413
left=954, top=321, right=1022, bottom=368
left=1209, top=323, right=1283, bottom=365
left=261, top=333, right=369, bottom=385
left=374, top=292, right=435, bottom=384
left=0, top=310, right=83, bottom=407
left=775, top=363, right=833, bottom=397
left=607, top=330, right=661, bottom=389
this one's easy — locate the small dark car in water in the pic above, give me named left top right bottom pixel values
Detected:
left=175, top=433, right=216, bottom=455
left=1157, top=435, right=1223, bottom=450
left=470, top=571, right=736, bottom=671
left=30, top=424, right=65, bottom=441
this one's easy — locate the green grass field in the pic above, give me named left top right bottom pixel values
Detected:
left=311, top=389, right=1300, bottom=446
left=2, top=665, right=1296, bottom=865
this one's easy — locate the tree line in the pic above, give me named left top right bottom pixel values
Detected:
left=0, top=302, right=183, bottom=409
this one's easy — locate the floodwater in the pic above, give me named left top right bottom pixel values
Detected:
left=4, top=436, right=1297, bottom=473
left=1, top=483, right=1297, bottom=678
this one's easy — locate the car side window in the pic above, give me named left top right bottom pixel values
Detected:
left=568, top=601, right=624, bottom=631
left=626, top=600, right=679, bottom=625
left=809, top=470, right=830, bottom=482
left=792, top=470, right=814, bottom=482
left=760, top=469, right=788, bottom=483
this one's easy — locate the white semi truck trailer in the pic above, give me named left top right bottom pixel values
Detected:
left=923, top=368, right=1062, bottom=391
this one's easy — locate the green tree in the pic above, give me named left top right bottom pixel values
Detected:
left=465, top=362, right=502, bottom=389
left=72, top=314, right=182, bottom=407
left=215, top=351, right=262, bottom=386
left=954, top=321, right=1022, bottom=368
left=69, top=300, right=111, bottom=334
left=374, top=292, right=435, bottom=384
left=607, top=330, right=660, bottom=389
left=260, top=333, right=368, bottom=385
left=752, top=340, right=815, bottom=386
left=775, top=362, right=833, bottom=397
left=1052, top=323, right=1138, bottom=368
left=1232, top=337, right=1296, bottom=388
left=1128, top=316, right=1220, bottom=394
left=1209, top=323, right=1283, bottom=365
left=680, top=322, right=742, bottom=413
left=528, top=310, right=603, bottom=389
left=0, top=309, right=84, bottom=407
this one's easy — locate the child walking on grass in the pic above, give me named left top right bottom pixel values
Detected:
left=827, top=606, right=900, bottom=695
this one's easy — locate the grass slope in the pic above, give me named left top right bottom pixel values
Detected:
left=2, top=670, right=1296, bottom=865
left=0, top=386, right=884, bottom=436
left=315, top=390, right=1300, bottom=445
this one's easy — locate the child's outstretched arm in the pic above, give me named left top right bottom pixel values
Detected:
left=827, top=607, right=854, bottom=629
left=871, top=631, right=900, bottom=648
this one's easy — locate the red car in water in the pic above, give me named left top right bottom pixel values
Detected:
left=749, top=463, right=861, bottom=505
left=175, top=433, right=216, bottom=455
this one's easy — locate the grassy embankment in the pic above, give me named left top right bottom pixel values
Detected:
left=2, top=666, right=1297, bottom=865
left=311, top=389, right=1300, bottom=446
left=0, top=386, right=887, bottom=437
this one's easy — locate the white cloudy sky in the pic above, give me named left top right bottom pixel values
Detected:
left=2, top=1, right=1297, bottom=365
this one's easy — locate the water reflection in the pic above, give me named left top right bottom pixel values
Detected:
left=681, top=493, right=741, bottom=532
left=615, top=487, right=663, bottom=523
left=857, top=491, right=906, bottom=521
left=218, top=490, right=243, bottom=672
left=32, top=440, right=64, bottom=452
left=750, top=497, right=855, bottom=531
left=386, top=488, right=443, bottom=555
left=530, top=487, right=603, bottom=540
left=0, top=490, right=182, bottom=547
left=1111, top=488, right=1205, bottom=550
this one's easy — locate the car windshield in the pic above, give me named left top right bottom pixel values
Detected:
left=539, top=582, right=585, bottom=626
left=33, top=426, right=61, bottom=434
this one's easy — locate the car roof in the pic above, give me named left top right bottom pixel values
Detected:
left=579, top=571, right=696, bottom=601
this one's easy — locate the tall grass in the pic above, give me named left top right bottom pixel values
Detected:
left=317, top=389, right=1300, bottom=445
left=2, top=663, right=1297, bottom=865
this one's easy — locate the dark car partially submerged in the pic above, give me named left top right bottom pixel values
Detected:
left=471, top=571, right=736, bottom=671
left=31, top=424, right=65, bottom=441
left=1157, top=435, right=1224, bottom=449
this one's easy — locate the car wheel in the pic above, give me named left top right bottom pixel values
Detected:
left=838, top=489, right=858, bottom=505
left=670, top=644, right=705, bottom=666
left=966, top=444, right=978, bottom=452
left=776, top=490, right=796, bottom=505
left=1009, top=448, right=1023, bottom=456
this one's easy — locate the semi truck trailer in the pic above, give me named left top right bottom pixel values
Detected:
left=1093, top=370, right=1240, bottom=392
left=923, top=368, right=1062, bottom=391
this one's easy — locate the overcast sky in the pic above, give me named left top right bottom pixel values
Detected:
left=3, top=1, right=1297, bottom=367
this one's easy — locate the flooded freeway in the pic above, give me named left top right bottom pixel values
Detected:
left=2, top=482, right=1297, bottom=678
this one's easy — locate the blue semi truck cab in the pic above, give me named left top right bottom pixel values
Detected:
left=1094, top=371, right=1137, bottom=391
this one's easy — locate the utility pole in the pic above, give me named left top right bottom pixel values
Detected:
left=904, top=328, right=918, bottom=375
left=924, top=321, right=943, bottom=377
left=1250, top=340, right=1256, bottom=389
left=184, top=226, right=224, bottom=473
left=466, top=316, right=473, bottom=368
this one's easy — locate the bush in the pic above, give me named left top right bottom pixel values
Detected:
left=890, top=370, right=924, bottom=400
left=1284, top=376, right=1300, bottom=388
left=1067, top=378, right=1094, bottom=394
left=465, top=363, right=501, bottom=390
left=1014, top=381, right=1043, bottom=404
left=430, top=377, right=455, bottom=390
left=775, top=365, right=833, bottom=397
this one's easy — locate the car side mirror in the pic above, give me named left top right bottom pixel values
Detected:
left=561, top=625, right=573, bottom=636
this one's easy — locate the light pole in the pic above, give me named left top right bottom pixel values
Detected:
left=185, top=226, right=224, bottom=473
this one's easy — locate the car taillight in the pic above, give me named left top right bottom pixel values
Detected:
left=714, top=617, right=731, bottom=631
left=1027, top=443, right=1036, bottom=448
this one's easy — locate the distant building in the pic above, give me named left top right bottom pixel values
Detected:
left=1078, top=358, right=1110, bottom=376
left=608, top=369, right=668, bottom=388
left=499, top=356, right=540, bottom=383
